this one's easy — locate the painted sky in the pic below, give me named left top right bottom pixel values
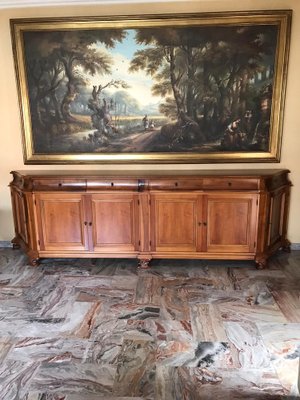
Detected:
left=88, top=29, right=163, bottom=107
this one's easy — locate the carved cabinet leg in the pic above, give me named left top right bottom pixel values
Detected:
left=11, top=238, right=20, bottom=249
left=138, top=258, right=151, bottom=269
left=29, top=257, right=40, bottom=267
left=27, top=250, right=40, bottom=267
left=255, top=255, right=268, bottom=270
left=282, top=239, right=291, bottom=253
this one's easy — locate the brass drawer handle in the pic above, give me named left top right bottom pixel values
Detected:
left=138, top=179, right=145, bottom=192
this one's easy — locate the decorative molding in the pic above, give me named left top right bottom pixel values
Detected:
left=1, top=240, right=300, bottom=250
left=0, top=0, right=188, bottom=9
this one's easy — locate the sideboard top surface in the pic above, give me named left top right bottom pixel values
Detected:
left=10, top=169, right=290, bottom=179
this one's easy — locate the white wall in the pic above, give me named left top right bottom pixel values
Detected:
left=0, top=0, right=299, bottom=242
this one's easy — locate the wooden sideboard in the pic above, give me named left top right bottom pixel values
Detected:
left=9, top=169, right=291, bottom=268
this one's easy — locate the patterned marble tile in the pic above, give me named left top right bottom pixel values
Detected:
left=29, top=363, right=116, bottom=395
left=257, top=322, right=300, bottom=396
left=113, top=338, right=156, bottom=398
left=0, top=248, right=299, bottom=399
left=134, top=275, right=162, bottom=306
left=191, top=304, right=228, bottom=342
left=224, top=321, right=272, bottom=369
left=125, top=319, right=193, bottom=344
left=155, top=366, right=287, bottom=399
left=22, top=395, right=143, bottom=399
left=0, top=337, right=14, bottom=363
left=270, top=290, right=300, bottom=322
left=0, top=360, right=40, bottom=399
left=159, top=286, right=190, bottom=321
left=217, top=298, right=288, bottom=324
left=0, top=301, right=97, bottom=338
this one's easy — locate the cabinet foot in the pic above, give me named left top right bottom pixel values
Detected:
left=138, top=259, right=151, bottom=269
left=255, top=257, right=267, bottom=270
left=28, top=255, right=40, bottom=267
left=282, top=239, right=291, bottom=253
left=29, top=258, right=40, bottom=267
left=11, top=238, right=20, bottom=249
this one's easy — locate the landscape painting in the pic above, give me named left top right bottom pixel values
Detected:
left=10, top=11, right=291, bottom=163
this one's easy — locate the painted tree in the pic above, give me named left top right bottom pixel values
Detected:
left=130, top=29, right=187, bottom=118
left=129, top=25, right=277, bottom=139
left=24, top=29, right=126, bottom=127
left=24, top=33, right=65, bottom=126
left=88, top=79, right=130, bottom=134
left=199, top=26, right=277, bottom=126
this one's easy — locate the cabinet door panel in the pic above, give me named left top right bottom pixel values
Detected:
left=205, top=194, right=258, bottom=253
left=151, top=194, right=201, bottom=252
left=35, top=193, right=88, bottom=251
left=91, top=194, right=138, bottom=252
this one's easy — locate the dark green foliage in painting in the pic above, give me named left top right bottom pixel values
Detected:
left=24, top=29, right=125, bottom=132
left=130, top=25, right=277, bottom=149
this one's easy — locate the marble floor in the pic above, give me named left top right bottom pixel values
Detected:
left=0, top=248, right=300, bottom=400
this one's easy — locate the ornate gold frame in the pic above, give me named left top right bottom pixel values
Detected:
left=10, top=10, right=292, bottom=164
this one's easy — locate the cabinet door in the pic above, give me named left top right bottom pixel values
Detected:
left=35, top=193, right=89, bottom=251
left=89, top=193, right=139, bottom=253
left=151, top=193, right=202, bottom=252
left=204, top=193, right=258, bottom=253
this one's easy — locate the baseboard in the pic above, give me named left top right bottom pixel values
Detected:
left=291, top=243, right=300, bottom=250
left=0, top=241, right=12, bottom=248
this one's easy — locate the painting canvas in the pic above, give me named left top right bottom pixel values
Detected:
left=10, top=11, right=292, bottom=163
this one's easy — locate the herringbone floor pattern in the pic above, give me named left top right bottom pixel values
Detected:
left=0, top=248, right=299, bottom=399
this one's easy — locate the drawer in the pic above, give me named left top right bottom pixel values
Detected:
left=202, top=178, right=259, bottom=190
left=87, top=179, right=139, bottom=191
left=32, top=179, right=86, bottom=191
left=149, top=178, right=203, bottom=191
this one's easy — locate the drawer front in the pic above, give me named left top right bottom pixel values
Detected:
left=148, top=178, right=203, bottom=191
left=87, top=179, right=139, bottom=191
left=202, top=178, right=259, bottom=190
left=33, top=179, right=86, bottom=191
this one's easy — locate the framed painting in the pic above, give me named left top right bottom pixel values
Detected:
left=10, top=10, right=292, bottom=164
